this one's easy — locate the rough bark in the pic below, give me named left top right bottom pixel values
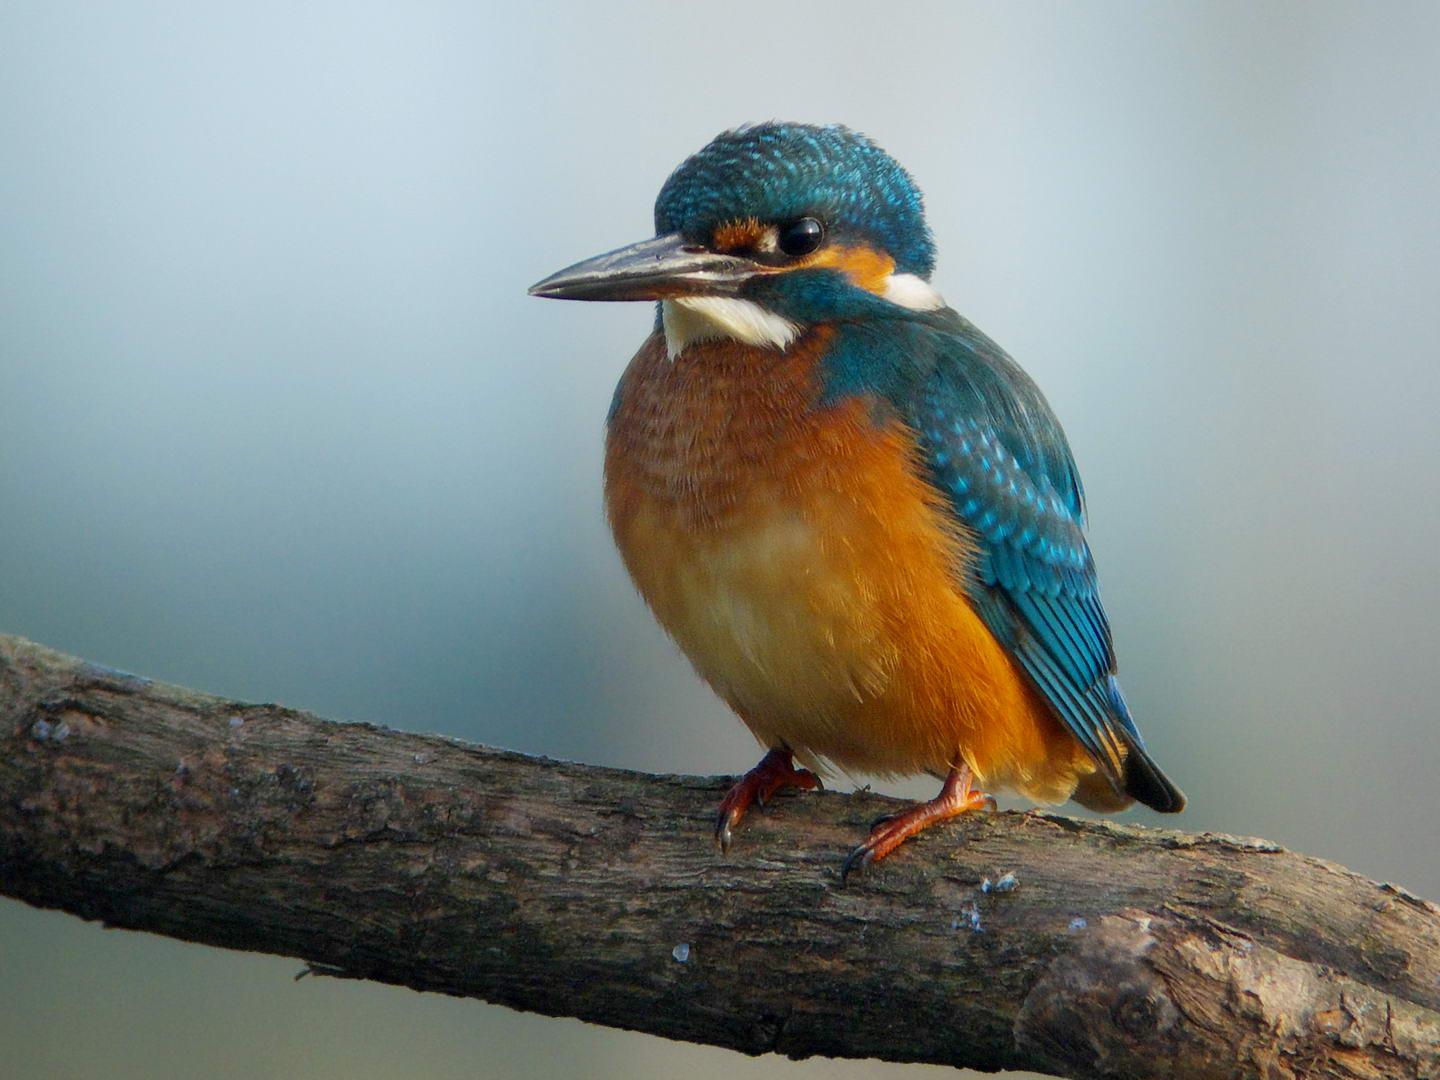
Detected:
left=2, top=633, right=1438, bottom=1079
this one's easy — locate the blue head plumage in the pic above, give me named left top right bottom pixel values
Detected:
left=654, top=123, right=936, bottom=279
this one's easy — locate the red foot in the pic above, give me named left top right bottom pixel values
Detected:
left=715, top=748, right=822, bottom=852
left=841, top=765, right=995, bottom=883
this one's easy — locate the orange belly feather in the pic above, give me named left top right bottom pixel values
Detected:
left=604, top=329, right=1098, bottom=803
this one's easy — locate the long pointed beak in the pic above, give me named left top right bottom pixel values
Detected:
left=528, top=233, right=757, bottom=302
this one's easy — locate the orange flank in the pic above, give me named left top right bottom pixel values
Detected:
left=604, top=329, right=1103, bottom=805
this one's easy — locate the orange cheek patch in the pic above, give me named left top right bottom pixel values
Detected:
left=708, top=227, right=895, bottom=294
left=803, top=244, right=896, bottom=294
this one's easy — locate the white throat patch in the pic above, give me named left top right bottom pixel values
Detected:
left=662, top=297, right=800, bottom=359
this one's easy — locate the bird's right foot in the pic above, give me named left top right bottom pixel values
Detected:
left=714, top=748, right=822, bottom=852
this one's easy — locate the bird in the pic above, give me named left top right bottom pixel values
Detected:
left=529, top=122, right=1184, bottom=878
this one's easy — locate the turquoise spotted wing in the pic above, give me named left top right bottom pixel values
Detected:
left=895, top=314, right=1181, bottom=809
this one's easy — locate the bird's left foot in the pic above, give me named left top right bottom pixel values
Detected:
left=841, top=764, right=994, bottom=883
left=715, top=748, right=822, bottom=853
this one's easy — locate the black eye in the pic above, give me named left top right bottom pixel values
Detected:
left=777, top=217, right=825, bottom=257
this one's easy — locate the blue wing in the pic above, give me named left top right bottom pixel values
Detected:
left=823, top=310, right=1182, bottom=810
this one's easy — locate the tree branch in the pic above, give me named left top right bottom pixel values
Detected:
left=2, top=634, right=1438, bottom=1078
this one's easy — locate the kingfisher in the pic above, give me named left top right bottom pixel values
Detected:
left=530, top=122, right=1184, bottom=877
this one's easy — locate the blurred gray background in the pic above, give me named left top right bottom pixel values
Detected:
left=3, top=2, right=1438, bottom=1077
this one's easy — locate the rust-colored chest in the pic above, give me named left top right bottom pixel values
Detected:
left=603, top=331, right=954, bottom=762
left=603, top=330, right=847, bottom=533
left=600, top=330, right=1085, bottom=794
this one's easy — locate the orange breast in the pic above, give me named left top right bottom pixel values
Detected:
left=604, top=330, right=1097, bottom=801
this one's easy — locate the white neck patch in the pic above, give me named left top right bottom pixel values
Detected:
left=662, top=297, right=800, bottom=359
left=660, top=273, right=946, bottom=359
left=883, top=273, right=947, bottom=311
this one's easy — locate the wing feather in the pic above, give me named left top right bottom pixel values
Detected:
left=899, top=315, right=1148, bottom=793
left=820, top=310, right=1182, bottom=810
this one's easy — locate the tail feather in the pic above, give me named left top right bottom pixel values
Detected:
left=1105, top=677, right=1186, bottom=813
left=1119, top=734, right=1186, bottom=812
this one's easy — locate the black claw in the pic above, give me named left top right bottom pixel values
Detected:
left=840, top=845, right=875, bottom=885
left=714, top=811, right=735, bottom=853
left=869, top=811, right=899, bottom=830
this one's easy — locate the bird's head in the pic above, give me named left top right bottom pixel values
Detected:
left=529, top=123, right=946, bottom=357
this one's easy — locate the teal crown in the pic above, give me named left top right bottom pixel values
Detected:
left=654, top=122, right=936, bottom=278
